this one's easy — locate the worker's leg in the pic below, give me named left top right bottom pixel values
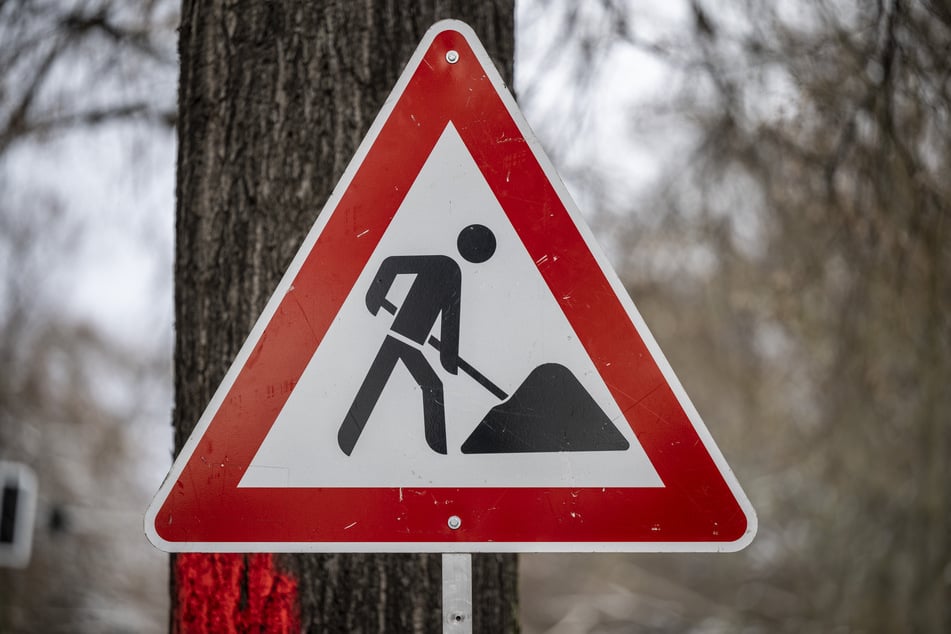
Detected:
left=338, top=336, right=402, bottom=455
left=400, top=346, right=447, bottom=454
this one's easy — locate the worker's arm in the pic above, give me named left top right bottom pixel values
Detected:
left=438, top=273, right=461, bottom=375
left=365, top=256, right=403, bottom=315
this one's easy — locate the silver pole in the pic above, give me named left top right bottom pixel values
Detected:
left=442, top=553, right=473, bottom=633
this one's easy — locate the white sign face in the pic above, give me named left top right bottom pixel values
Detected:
left=241, top=124, right=663, bottom=490
left=146, top=20, right=756, bottom=553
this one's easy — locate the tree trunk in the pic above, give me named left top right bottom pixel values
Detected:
left=172, top=1, right=517, bottom=632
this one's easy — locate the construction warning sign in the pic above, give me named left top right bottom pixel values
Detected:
left=146, top=20, right=756, bottom=553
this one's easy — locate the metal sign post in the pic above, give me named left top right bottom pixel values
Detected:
left=442, top=553, right=472, bottom=633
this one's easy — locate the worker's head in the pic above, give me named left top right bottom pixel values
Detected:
left=457, top=224, right=496, bottom=263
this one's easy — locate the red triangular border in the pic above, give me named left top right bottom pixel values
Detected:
left=147, top=21, right=755, bottom=552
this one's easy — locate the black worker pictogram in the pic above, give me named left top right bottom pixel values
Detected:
left=337, top=223, right=629, bottom=456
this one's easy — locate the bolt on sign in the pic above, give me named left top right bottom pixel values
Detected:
left=147, top=20, right=756, bottom=553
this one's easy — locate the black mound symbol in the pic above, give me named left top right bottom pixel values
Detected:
left=461, top=363, right=630, bottom=453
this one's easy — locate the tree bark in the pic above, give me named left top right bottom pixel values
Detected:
left=173, top=1, right=517, bottom=632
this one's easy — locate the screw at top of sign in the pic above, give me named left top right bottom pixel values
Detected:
left=446, top=50, right=459, bottom=64
left=448, top=515, right=461, bottom=530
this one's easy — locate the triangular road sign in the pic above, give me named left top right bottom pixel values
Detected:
left=146, top=20, right=756, bottom=553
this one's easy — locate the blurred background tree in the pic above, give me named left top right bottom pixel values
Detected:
left=520, top=1, right=950, bottom=632
left=170, top=2, right=516, bottom=632
left=1, top=0, right=947, bottom=632
left=0, top=1, right=176, bottom=631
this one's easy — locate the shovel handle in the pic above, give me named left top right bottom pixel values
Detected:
left=379, top=299, right=508, bottom=401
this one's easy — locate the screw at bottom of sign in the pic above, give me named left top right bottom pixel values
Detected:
left=448, top=515, right=461, bottom=530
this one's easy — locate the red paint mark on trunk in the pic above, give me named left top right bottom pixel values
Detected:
left=175, top=553, right=299, bottom=633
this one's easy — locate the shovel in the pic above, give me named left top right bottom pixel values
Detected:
left=381, top=300, right=629, bottom=454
